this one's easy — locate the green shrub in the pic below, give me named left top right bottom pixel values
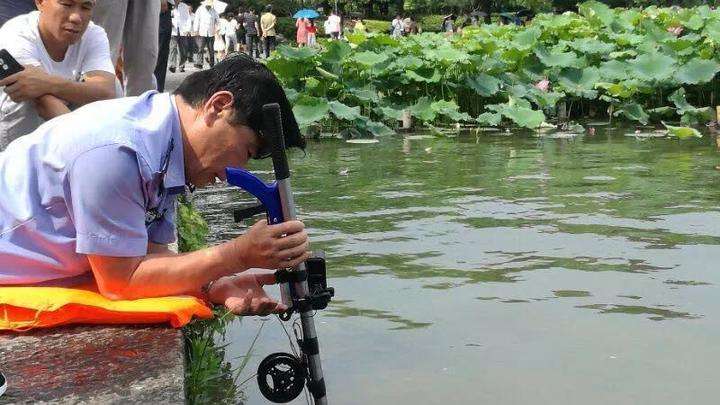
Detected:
left=364, top=19, right=391, bottom=33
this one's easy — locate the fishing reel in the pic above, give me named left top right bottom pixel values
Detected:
left=275, top=252, right=334, bottom=320
left=258, top=253, right=333, bottom=403
left=258, top=352, right=306, bottom=403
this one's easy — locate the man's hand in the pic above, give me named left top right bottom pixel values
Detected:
left=233, top=219, right=310, bottom=270
left=208, top=270, right=287, bottom=315
left=0, top=66, right=56, bottom=103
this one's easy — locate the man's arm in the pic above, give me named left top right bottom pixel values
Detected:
left=49, top=71, right=116, bottom=105
left=0, top=67, right=115, bottom=105
left=34, top=94, right=71, bottom=120
left=87, top=219, right=309, bottom=300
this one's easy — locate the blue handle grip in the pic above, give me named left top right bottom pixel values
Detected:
left=225, top=167, right=285, bottom=224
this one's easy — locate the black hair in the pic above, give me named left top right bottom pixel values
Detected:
left=265, top=4, right=272, bottom=12
left=173, top=53, right=305, bottom=155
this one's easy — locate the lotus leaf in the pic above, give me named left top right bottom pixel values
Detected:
left=353, top=51, right=389, bottom=66
left=558, top=67, right=600, bottom=98
left=323, top=40, right=352, bottom=63
left=409, top=97, right=436, bottom=122
left=378, top=106, right=404, bottom=121
left=675, top=59, right=720, bottom=84
left=431, top=100, right=472, bottom=122
left=292, top=96, right=330, bottom=127
left=579, top=1, right=615, bottom=26
left=405, top=68, right=442, bottom=83
left=668, top=88, right=714, bottom=123
left=629, top=52, right=677, bottom=81
left=347, top=85, right=379, bottom=103
left=598, top=60, right=630, bottom=81
left=328, top=101, right=362, bottom=121
left=466, top=73, right=502, bottom=97
left=513, top=27, right=541, bottom=51
left=535, top=47, right=585, bottom=68
left=277, top=45, right=317, bottom=60
left=663, top=122, right=702, bottom=138
left=565, top=38, right=615, bottom=55
left=615, top=103, right=650, bottom=124
left=427, top=46, right=470, bottom=63
left=476, top=112, right=502, bottom=126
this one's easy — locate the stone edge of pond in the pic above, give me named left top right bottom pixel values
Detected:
left=0, top=325, right=185, bottom=404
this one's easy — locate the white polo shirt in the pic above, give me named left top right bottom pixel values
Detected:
left=0, top=11, right=115, bottom=150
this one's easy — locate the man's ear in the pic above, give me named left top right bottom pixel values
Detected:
left=202, top=91, right=235, bottom=127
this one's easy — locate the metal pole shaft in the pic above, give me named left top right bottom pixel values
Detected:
left=278, top=178, right=327, bottom=404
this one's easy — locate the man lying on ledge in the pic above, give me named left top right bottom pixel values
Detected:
left=0, top=54, right=308, bottom=316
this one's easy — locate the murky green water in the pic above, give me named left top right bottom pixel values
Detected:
left=194, top=127, right=720, bottom=404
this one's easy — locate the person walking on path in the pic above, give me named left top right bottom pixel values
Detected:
left=169, top=1, right=191, bottom=73
left=354, top=18, right=366, bottom=33
left=225, top=13, right=239, bottom=54
left=154, top=0, right=173, bottom=93
left=243, top=9, right=260, bottom=59
left=260, top=5, right=277, bottom=58
left=326, top=10, right=341, bottom=40
left=193, top=0, right=219, bottom=68
left=214, top=13, right=228, bottom=61
left=391, top=13, right=404, bottom=38
left=92, top=0, right=161, bottom=96
left=307, top=19, right=317, bottom=47
left=295, top=17, right=308, bottom=47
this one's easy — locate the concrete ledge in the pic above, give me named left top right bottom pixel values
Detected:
left=0, top=325, right=185, bottom=404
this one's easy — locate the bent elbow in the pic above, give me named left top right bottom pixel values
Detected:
left=96, top=282, right=134, bottom=301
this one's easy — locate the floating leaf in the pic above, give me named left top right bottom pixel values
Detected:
left=663, top=122, right=702, bottom=139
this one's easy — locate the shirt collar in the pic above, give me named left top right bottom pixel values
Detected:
left=165, top=94, right=186, bottom=195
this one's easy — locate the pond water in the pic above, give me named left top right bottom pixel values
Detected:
left=194, top=127, right=720, bottom=405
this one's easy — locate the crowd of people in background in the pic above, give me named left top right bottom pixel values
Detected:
left=0, top=0, right=527, bottom=149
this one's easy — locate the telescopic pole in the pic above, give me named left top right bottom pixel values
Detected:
left=262, top=103, right=328, bottom=404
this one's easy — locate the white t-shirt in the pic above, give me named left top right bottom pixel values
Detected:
left=194, top=5, right=219, bottom=37
left=327, top=14, right=341, bottom=33
left=0, top=11, right=114, bottom=149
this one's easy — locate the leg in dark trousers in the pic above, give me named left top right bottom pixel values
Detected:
left=178, top=35, right=188, bottom=69
left=168, top=35, right=179, bottom=70
left=264, top=35, right=275, bottom=58
left=205, top=36, right=215, bottom=66
left=154, top=25, right=171, bottom=92
left=194, top=35, right=203, bottom=68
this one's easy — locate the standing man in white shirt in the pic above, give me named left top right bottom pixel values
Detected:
left=193, top=0, right=219, bottom=68
left=169, top=1, right=191, bottom=73
left=91, top=0, right=161, bottom=96
left=327, top=10, right=341, bottom=40
left=0, top=0, right=116, bottom=150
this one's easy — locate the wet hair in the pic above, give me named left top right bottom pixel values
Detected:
left=173, top=54, right=305, bottom=154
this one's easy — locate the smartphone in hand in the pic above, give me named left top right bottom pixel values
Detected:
left=0, top=49, right=24, bottom=81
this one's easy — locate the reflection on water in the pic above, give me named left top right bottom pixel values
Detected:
left=195, top=128, right=720, bottom=404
